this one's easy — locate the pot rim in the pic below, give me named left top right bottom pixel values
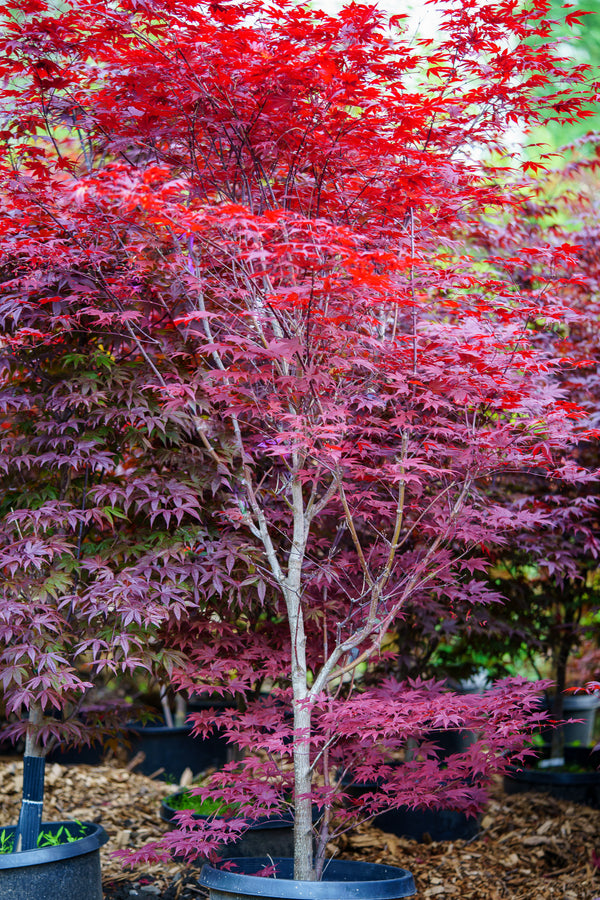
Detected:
left=505, top=764, right=600, bottom=786
left=199, top=856, right=415, bottom=899
left=0, top=821, right=108, bottom=870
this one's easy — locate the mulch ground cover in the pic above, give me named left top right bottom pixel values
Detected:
left=0, top=755, right=599, bottom=899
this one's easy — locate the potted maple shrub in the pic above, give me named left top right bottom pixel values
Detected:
left=0, top=101, right=218, bottom=897
left=469, top=156, right=600, bottom=803
left=0, top=0, right=597, bottom=895
left=0, top=313, right=206, bottom=894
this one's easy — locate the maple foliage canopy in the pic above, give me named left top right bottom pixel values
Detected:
left=0, top=0, right=598, bottom=877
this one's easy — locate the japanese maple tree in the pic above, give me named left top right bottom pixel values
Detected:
left=0, top=123, right=218, bottom=848
left=0, top=228, right=214, bottom=848
left=0, top=0, right=598, bottom=879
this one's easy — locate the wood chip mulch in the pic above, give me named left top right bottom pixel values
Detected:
left=336, top=789, right=600, bottom=899
left=1, top=756, right=599, bottom=899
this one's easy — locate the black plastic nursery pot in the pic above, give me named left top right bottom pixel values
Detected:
left=504, top=747, right=600, bottom=808
left=372, top=805, right=479, bottom=843
left=199, top=857, right=416, bottom=900
left=560, top=693, right=600, bottom=746
left=344, top=772, right=480, bottom=843
left=535, top=692, right=600, bottom=747
left=427, top=728, right=478, bottom=758
left=161, top=791, right=295, bottom=858
left=47, top=740, right=105, bottom=767
left=125, top=719, right=229, bottom=781
left=0, top=730, right=21, bottom=756
left=0, top=820, right=108, bottom=900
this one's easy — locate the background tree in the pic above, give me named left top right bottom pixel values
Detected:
left=459, top=143, right=600, bottom=753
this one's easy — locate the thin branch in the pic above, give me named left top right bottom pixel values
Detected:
left=334, top=467, right=374, bottom=588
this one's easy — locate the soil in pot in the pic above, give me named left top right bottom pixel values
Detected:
left=160, top=791, right=294, bottom=859
left=0, top=820, right=108, bottom=900
left=199, top=857, right=416, bottom=900
left=504, top=746, right=600, bottom=807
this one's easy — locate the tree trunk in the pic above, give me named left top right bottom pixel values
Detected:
left=550, top=605, right=574, bottom=760
left=15, top=701, right=46, bottom=852
left=286, top=472, right=315, bottom=879
left=292, top=699, right=314, bottom=880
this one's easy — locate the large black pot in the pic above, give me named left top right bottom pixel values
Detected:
left=560, top=693, right=600, bottom=746
left=199, top=857, right=415, bottom=900
left=371, top=804, right=479, bottom=842
left=160, top=791, right=295, bottom=858
left=504, top=746, right=600, bottom=807
left=46, top=741, right=105, bottom=767
left=535, top=692, right=600, bottom=747
left=0, top=821, right=108, bottom=900
left=344, top=770, right=480, bottom=843
left=125, top=719, right=229, bottom=781
left=426, top=728, right=478, bottom=758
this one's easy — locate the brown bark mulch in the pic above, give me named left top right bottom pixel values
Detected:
left=337, top=790, right=600, bottom=899
left=0, top=756, right=599, bottom=899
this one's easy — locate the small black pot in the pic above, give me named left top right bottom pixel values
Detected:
left=199, top=857, right=416, bottom=900
left=125, top=720, right=229, bottom=781
left=504, top=746, right=600, bottom=808
left=161, top=792, right=295, bottom=859
left=0, top=821, right=108, bottom=900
